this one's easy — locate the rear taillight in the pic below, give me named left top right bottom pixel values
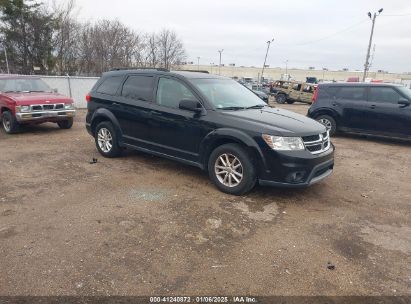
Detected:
left=312, top=87, right=319, bottom=103
left=86, top=94, right=91, bottom=102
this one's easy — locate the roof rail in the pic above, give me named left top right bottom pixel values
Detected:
left=109, top=67, right=170, bottom=72
left=178, top=70, right=210, bottom=74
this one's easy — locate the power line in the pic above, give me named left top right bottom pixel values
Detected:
left=293, top=19, right=368, bottom=46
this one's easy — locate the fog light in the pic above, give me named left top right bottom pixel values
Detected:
left=286, top=171, right=306, bottom=183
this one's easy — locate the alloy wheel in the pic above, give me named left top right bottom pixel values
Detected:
left=214, top=153, right=243, bottom=187
left=97, top=128, right=113, bottom=153
left=319, top=118, right=332, bottom=130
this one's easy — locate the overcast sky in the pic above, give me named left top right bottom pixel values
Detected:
left=52, top=0, right=411, bottom=73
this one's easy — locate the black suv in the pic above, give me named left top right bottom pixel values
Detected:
left=308, top=83, right=411, bottom=139
left=86, top=69, right=334, bottom=195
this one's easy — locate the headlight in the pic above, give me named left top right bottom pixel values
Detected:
left=16, top=105, right=31, bottom=113
left=262, top=134, right=305, bottom=151
left=65, top=103, right=74, bottom=110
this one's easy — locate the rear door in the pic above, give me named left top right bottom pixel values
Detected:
left=366, top=86, right=409, bottom=137
left=115, top=74, right=155, bottom=147
left=300, top=84, right=314, bottom=104
left=334, top=86, right=369, bottom=130
left=289, top=83, right=302, bottom=101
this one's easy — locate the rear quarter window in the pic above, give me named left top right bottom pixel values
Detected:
left=336, top=87, right=366, bottom=100
left=96, top=76, right=124, bottom=95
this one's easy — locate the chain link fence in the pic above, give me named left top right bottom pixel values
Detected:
left=40, top=76, right=99, bottom=108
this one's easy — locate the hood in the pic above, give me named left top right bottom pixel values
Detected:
left=4, top=92, right=73, bottom=105
left=221, top=106, right=326, bottom=136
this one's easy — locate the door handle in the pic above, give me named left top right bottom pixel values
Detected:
left=151, top=111, right=163, bottom=116
left=112, top=102, right=120, bottom=106
left=370, top=104, right=376, bottom=109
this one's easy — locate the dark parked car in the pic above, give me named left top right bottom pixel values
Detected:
left=86, top=69, right=334, bottom=195
left=308, top=83, right=411, bottom=139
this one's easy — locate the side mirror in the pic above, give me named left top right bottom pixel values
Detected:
left=52, top=88, right=58, bottom=93
left=398, top=98, right=410, bottom=107
left=179, top=99, right=203, bottom=113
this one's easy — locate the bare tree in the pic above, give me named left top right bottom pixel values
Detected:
left=157, top=29, right=186, bottom=70
left=77, top=19, right=146, bottom=75
left=51, top=0, right=80, bottom=75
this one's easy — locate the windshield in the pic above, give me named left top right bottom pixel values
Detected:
left=191, top=78, right=265, bottom=109
left=0, top=78, right=51, bottom=93
left=397, top=86, right=411, bottom=99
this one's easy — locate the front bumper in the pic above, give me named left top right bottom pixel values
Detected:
left=16, top=110, right=76, bottom=122
left=258, top=144, right=335, bottom=188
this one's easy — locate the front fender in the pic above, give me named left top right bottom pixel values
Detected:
left=199, top=128, right=268, bottom=171
left=91, top=108, right=124, bottom=145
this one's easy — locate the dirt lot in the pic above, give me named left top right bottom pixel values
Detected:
left=0, top=102, right=410, bottom=296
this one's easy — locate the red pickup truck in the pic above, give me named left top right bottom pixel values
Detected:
left=0, top=75, right=76, bottom=134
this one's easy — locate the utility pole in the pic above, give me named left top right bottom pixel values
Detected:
left=261, top=38, right=274, bottom=84
left=363, top=8, right=383, bottom=82
left=210, top=62, right=214, bottom=74
left=4, top=47, right=9, bottom=74
left=197, top=57, right=200, bottom=71
left=284, top=60, right=288, bottom=76
left=218, top=49, right=224, bottom=75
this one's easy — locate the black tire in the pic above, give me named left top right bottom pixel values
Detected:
left=94, top=121, right=122, bottom=158
left=316, top=115, right=337, bottom=136
left=208, top=143, right=256, bottom=195
left=57, top=118, right=73, bottom=129
left=276, top=94, right=287, bottom=104
left=1, top=111, right=19, bottom=134
left=286, top=100, right=295, bottom=104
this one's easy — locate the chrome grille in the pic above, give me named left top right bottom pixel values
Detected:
left=303, top=131, right=330, bottom=155
left=30, top=104, right=65, bottom=111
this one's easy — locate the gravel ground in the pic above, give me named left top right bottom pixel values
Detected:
left=0, top=102, right=410, bottom=296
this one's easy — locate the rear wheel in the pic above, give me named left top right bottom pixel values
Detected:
left=57, top=118, right=73, bottom=129
left=95, top=121, right=122, bottom=157
left=1, top=111, right=19, bottom=134
left=316, top=115, right=337, bottom=136
left=208, top=144, right=256, bottom=195
left=276, top=94, right=287, bottom=104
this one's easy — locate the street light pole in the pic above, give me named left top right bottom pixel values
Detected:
left=362, top=8, right=383, bottom=82
left=218, top=49, right=224, bottom=75
left=261, top=38, right=274, bottom=84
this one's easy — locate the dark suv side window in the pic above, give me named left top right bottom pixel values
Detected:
left=96, top=76, right=123, bottom=95
left=336, top=87, right=366, bottom=100
left=369, top=87, right=401, bottom=104
left=156, top=78, right=197, bottom=109
left=121, top=75, right=154, bottom=102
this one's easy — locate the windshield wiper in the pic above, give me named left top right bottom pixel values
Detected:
left=246, top=104, right=266, bottom=109
left=219, top=106, right=246, bottom=110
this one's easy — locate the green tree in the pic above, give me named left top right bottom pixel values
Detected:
left=0, top=0, right=54, bottom=74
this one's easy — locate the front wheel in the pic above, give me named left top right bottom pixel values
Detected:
left=276, top=94, right=287, bottom=104
left=1, top=111, right=19, bottom=134
left=208, top=144, right=256, bottom=195
left=94, top=121, right=122, bottom=157
left=57, top=118, right=73, bottom=129
left=316, top=115, right=337, bottom=136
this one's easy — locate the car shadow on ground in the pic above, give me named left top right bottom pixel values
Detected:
left=332, top=132, right=411, bottom=147
left=124, top=148, right=314, bottom=201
